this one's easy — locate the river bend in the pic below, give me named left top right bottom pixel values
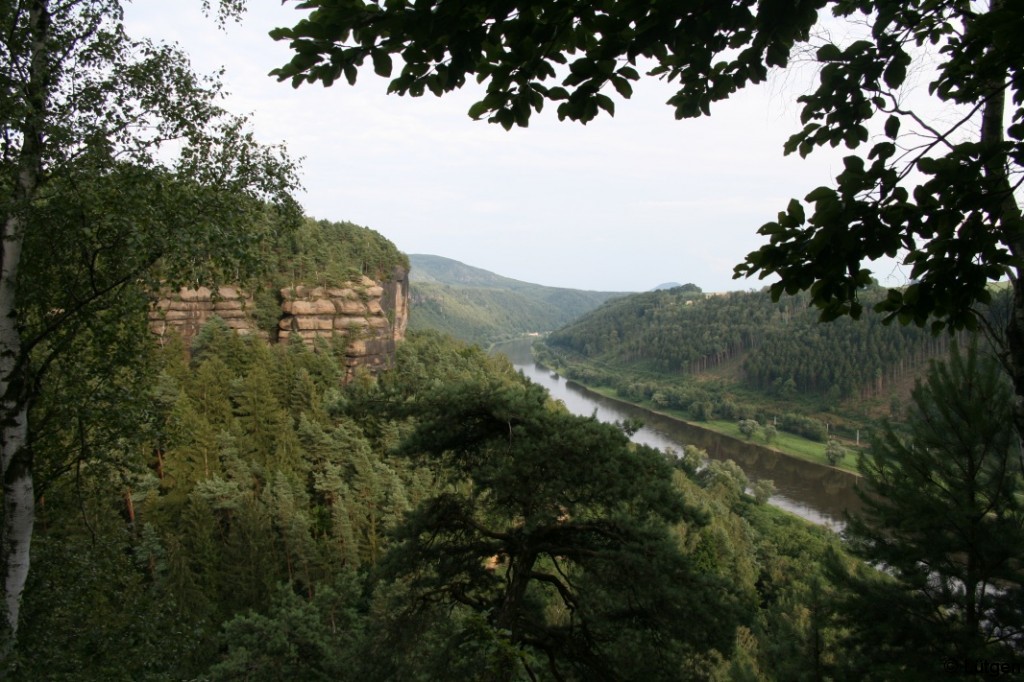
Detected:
left=495, top=340, right=861, bottom=528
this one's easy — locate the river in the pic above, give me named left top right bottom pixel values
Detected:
left=494, top=339, right=862, bottom=529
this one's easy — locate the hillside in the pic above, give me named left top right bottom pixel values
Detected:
left=14, top=207, right=860, bottom=679
left=535, top=286, right=994, bottom=437
left=544, top=286, right=968, bottom=395
left=407, top=254, right=628, bottom=345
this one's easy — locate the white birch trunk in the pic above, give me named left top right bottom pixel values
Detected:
left=1, top=0, right=49, bottom=645
left=1, top=157, right=34, bottom=649
left=0, top=312, right=31, bottom=642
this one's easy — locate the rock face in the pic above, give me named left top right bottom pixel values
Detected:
left=149, top=266, right=410, bottom=380
left=149, top=285, right=257, bottom=340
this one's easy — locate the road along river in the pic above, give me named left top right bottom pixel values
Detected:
left=495, top=339, right=862, bottom=529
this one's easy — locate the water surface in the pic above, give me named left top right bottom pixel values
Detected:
left=495, top=339, right=862, bottom=528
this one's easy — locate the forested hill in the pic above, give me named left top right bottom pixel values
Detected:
left=408, top=254, right=628, bottom=345
left=542, top=285, right=983, bottom=402
left=267, top=217, right=409, bottom=287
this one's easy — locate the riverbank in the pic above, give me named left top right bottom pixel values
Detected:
left=567, top=381, right=862, bottom=477
left=496, top=338, right=862, bottom=526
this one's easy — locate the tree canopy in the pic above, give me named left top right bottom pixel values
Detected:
left=1, top=0, right=298, bottom=646
left=840, top=341, right=1024, bottom=676
left=376, top=375, right=744, bottom=679
left=271, top=0, right=822, bottom=126
left=4, top=325, right=857, bottom=678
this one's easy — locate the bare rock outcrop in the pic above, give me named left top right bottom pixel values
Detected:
left=149, top=285, right=259, bottom=341
left=149, top=266, right=410, bottom=380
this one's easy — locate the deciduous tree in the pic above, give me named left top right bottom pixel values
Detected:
left=739, top=418, right=760, bottom=440
left=1, top=0, right=297, bottom=645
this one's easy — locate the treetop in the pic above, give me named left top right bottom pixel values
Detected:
left=271, top=0, right=824, bottom=128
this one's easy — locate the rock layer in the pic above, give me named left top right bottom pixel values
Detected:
left=149, top=267, right=409, bottom=380
left=149, top=285, right=257, bottom=340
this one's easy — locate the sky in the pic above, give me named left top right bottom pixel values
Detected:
left=123, top=2, right=908, bottom=293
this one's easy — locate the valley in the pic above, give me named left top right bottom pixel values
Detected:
left=6, top=0, right=1023, bottom=673
left=408, top=253, right=628, bottom=345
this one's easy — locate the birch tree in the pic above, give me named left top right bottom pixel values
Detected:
left=0, top=1, right=297, bottom=646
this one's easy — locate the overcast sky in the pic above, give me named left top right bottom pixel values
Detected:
left=123, top=2, right=908, bottom=293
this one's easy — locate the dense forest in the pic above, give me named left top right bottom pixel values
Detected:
left=12, top=319, right=860, bottom=680
left=237, top=216, right=410, bottom=334
left=5, top=1, right=1023, bottom=677
left=409, top=254, right=625, bottom=345
left=6, top=211, right=1021, bottom=677
left=0, top=198, right=859, bottom=678
left=544, top=286, right=970, bottom=401
left=535, top=286, right=995, bottom=451
left=270, top=218, right=410, bottom=288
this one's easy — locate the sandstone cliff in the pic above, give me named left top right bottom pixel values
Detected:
left=149, top=266, right=409, bottom=379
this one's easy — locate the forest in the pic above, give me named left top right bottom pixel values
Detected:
left=0, top=316, right=908, bottom=678
left=532, top=285, right=993, bottom=457
left=4, top=0, right=1024, bottom=678
left=8, top=310, right=852, bottom=679
left=542, top=286, right=974, bottom=401
left=9, top=289, right=1024, bottom=679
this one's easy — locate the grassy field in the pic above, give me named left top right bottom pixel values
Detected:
left=701, top=418, right=861, bottom=473
left=584, top=385, right=861, bottom=475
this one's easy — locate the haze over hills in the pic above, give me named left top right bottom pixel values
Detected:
left=408, top=254, right=630, bottom=345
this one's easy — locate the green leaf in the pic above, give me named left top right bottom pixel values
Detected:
left=870, top=141, right=896, bottom=161
left=611, top=77, right=633, bottom=99
left=884, top=115, right=900, bottom=139
left=371, top=50, right=393, bottom=77
left=842, top=156, right=865, bottom=173
left=805, top=186, right=836, bottom=203
left=547, top=86, right=569, bottom=101
left=343, top=63, right=358, bottom=86
left=595, top=93, right=615, bottom=116
left=618, top=66, right=640, bottom=80
left=816, top=43, right=842, bottom=62
left=883, top=52, right=910, bottom=89
left=467, top=100, right=490, bottom=120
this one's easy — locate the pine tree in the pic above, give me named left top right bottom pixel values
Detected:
left=375, top=374, right=746, bottom=680
left=839, top=342, right=1024, bottom=678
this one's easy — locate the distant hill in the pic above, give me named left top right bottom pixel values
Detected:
left=409, top=255, right=531, bottom=288
left=408, top=254, right=629, bottom=345
left=535, top=286, right=991, bottom=419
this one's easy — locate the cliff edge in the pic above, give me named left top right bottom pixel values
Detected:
left=149, top=265, right=409, bottom=380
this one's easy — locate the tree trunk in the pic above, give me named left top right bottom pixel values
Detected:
left=0, top=205, right=32, bottom=645
left=494, top=548, right=538, bottom=656
left=975, top=0, right=1024, bottom=438
left=0, top=406, right=31, bottom=644
left=1008, top=278, right=1024, bottom=439
left=1, top=0, right=49, bottom=647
